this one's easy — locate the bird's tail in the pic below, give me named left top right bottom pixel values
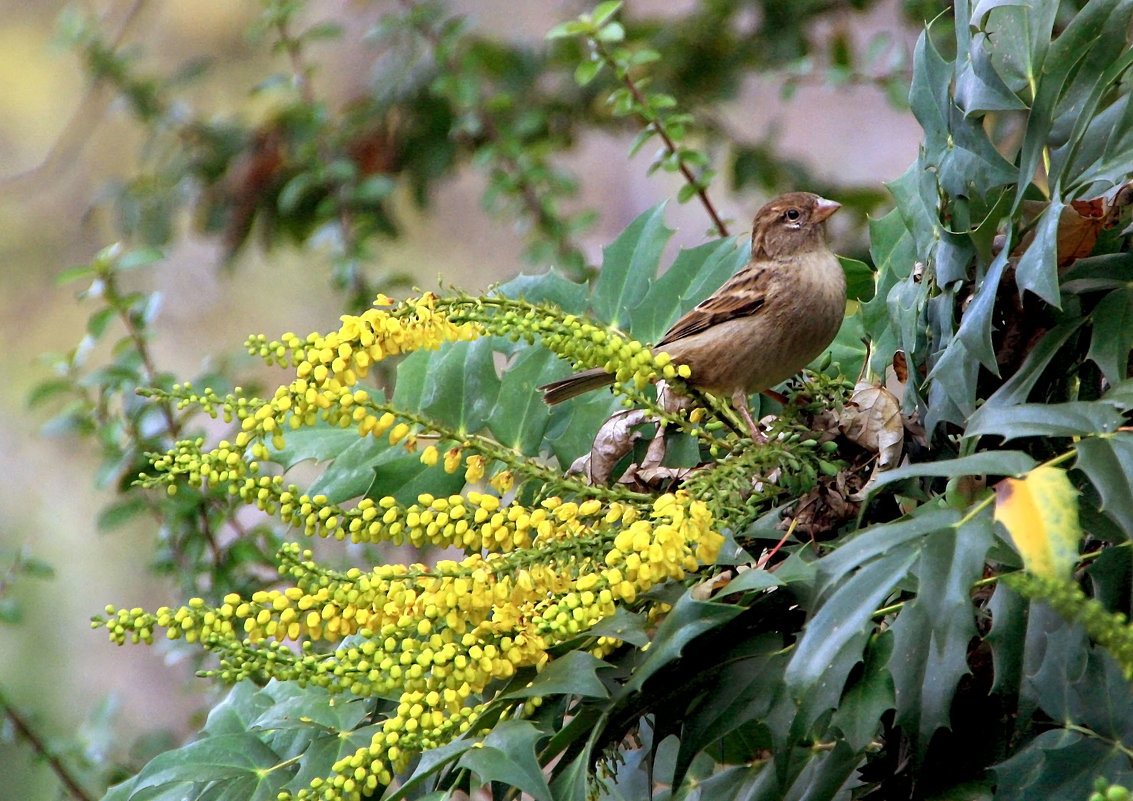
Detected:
left=537, top=367, right=616, bottom=405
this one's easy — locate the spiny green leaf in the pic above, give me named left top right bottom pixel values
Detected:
left=416, top=339, right=501, bottom=435
left=887, top=514, right=994, bottom=757
left=1075, top=433, right=1133, bottom=537
left=486, top=347, right=556, bottom=455
left=591, top=204, right=673, bottom=328
left=628, top=236, right=745, bottom=343
left=966, top=400, right=1126, bottom=440
left=786, top=547, right=918, bottom=694
left=496, top=269, right=589, bottom=314
left=506, top=650, right=611, bottom=699
left=623, top=593, right=742, bottom=694
left=458, top=720, right=551, bottom=801
left=1013, top=197, right=1063, bottom=307
left=869, top=450, right=1038, bottom=490
left=131, top=733, right=282, bottom=790
left=1086, top=287, right=1133, bottom=385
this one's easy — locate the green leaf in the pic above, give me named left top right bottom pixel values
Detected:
left=367, top=449, right=467, bottom=506
left=785, top=548, right=917, bottom=696
left=250, top=682, right=371, bottom=733
left=415, top=339, right=502, bottom=435
left=117, top=246, right=165, bottom=271
left=485, top=347, right=556, bottom=455
left=457, top=720, right=551, bottom=801
left=966, top=401, right=1126, bottom=440
left=496, top=270, right=589, bottom=313
left=574, top=59, right=603, bottom=86
left=1086, top=287, right=1133, bottom=385
left=592, top=1, right=623, bottom=28
left=719, top=568, right=784, bottom=595
left=994, top=728, right=1133, bottom=801
left=1013, top=197, right=1063, bottom=307
left=623, top=593, right=742, bottom=694
left=97, top=496, right=150, bottom=532
left=87, top=306, right=117, bottom=339
left=1075, top=433, right=1133, bottom=537
left=887, top=514, right=994, bottom=757
left=131, top=733, right=282, bottom=791
left=628, top=236, right=745, bottom=343
left=506, top=650, right=611, bottom=699
left=56, top=263, right=96, bottom=284
left=840, top=256, right=876, bottom=302
left=830, top=631, right=895, bottom=751
left=953, top=251, right=1008, bottom=371
left=386, top=737, right=476, bottom=801
left=869, top=450, right=1038, bottom=490
left=590, top=204, right=672, bottom=328
left=204, top=684, right=276, bottom=736
left=586, top=605, right=650, bottom=647
left=979, top=317, right=1086, bottom=407
left=815, top=507, right=964, bottom=592
left=269, top=419, right=370, bottom=470
left=671, top=636, right=786, bottom=789
left=984, top=580, right=1027, bottom=695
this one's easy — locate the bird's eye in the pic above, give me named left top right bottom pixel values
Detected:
left=784, top=208, right=801, bottom=221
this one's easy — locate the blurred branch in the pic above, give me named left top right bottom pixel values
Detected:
left=0, top=687, right=96, bottom=801
left=0, top=0, right=151, bottom=193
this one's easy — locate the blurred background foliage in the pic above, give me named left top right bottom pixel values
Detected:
left=2, top=0, right=948, bottom=799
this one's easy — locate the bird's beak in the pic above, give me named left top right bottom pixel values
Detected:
left=811, top=197, right=841, bottom=223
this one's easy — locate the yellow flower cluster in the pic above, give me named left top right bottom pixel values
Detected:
left=472, top=301, right=691, bottom=393
left=96, top=492, right=723, bottom=801
left=237, top=293, right=482, bottom=455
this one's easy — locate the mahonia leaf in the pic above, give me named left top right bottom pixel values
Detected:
left=967, top=398, right=1125, bottom=440
left=1086, top=287, right=1133, bottom=386
left=590, top=204, right=672, bottom=328
left=993, top=465, right=1081, bottom=579
left=628, top=236, right=745, bottom=343
left=457, top=720, right=551, bottom=801
left=887, top=515, right=994, bottom=759
left=1075, top=433, right=1133, bottom=538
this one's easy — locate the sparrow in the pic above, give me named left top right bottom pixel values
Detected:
left=538, top=192, right=846, bottom=436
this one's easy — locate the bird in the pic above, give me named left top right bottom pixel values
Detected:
left=537, top=192, right=846, bottom=437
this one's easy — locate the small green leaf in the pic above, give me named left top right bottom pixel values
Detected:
left=117, top=246, right=165, bottom=271
left=594, top=21, right=624, bottom=43
left=56, top=263, right=96, bottom=284
left=574, top=59, right=603, bottom=86
left=591, top=1, right=623, bottom=28
left=545, top=20, right=590, bottom=40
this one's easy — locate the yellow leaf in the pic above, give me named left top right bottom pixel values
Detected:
left=993, top=465, right=1081, bottom=579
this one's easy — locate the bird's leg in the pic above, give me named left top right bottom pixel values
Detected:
left=732, top=389, right=768, bottom=443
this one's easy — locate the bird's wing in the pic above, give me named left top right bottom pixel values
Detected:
left=657, top=262, right=776, bottom=346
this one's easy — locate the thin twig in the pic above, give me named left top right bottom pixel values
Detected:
left=595, top=41, right=729, bottom=238
left=0, top=688, right=97, bottom=801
